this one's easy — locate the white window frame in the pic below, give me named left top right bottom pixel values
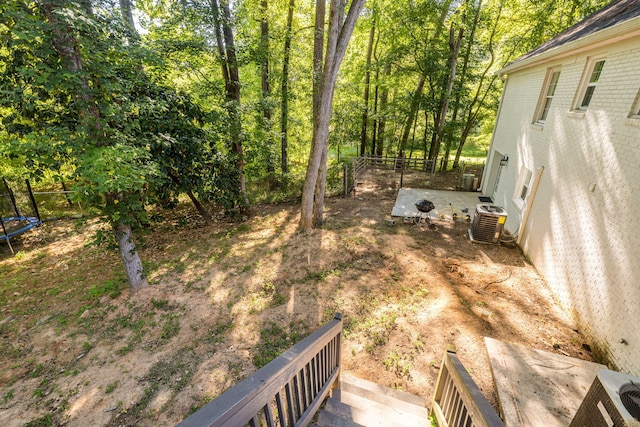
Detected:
left=573, top=57, right=606, bottom=111
left=534, top=68, right=561, bottom=124
left=629, top=89, right=640, bottom=118
left=513, top=167, right=533, bottom=210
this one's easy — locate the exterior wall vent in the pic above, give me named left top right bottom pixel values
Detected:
left=570, top=370, right=640, bottom=427
left=469, top=204, right=507, bottom=244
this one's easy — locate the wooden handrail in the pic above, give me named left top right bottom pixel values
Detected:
left=358, top=155, right=436, bottom=173
left=431, top=349, right=504, bottom=427
left=177, top=313, right=343, bottom=427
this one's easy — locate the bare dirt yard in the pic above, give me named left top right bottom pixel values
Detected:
left=0, top=168, right=598, bottom=426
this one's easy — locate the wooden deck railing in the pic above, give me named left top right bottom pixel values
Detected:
left=362, top=155, right=435, bottom=172
left=431, top=349, right=504, bottom=427
left=177, top=313, right=344, bottom=427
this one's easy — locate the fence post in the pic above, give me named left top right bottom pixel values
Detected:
left=344, top=163, right=349, bottom=196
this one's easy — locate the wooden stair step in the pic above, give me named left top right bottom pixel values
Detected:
left=340, top=373, right=426, bottom=407
left=316, top=408, right=366, bottom=427
left=323, top=397, right=413, bottom=427
left=338, top=374, right=428, bottom=419
left=332, top=390, right=429, bottom=427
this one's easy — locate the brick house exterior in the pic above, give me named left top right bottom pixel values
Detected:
left=481, top=0, right=640, bottom=374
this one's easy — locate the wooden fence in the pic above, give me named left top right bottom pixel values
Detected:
left=177, top=313, right=344, bottom=427
left=361, top=155, right=436, bottom=172
left=344, top=156, right=436, bottom=195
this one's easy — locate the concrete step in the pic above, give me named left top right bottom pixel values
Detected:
left=338, top=374, right=428, bottom=420
left=316, top=408, right=366, bottom=427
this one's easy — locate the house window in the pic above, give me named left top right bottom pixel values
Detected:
left=629, top=89, right=640, bottom=118
left=576, top=59, right=605, bottom=110
left=535, top=69, right=561, bottom=123
left=514, top=167, right=533, bottom=209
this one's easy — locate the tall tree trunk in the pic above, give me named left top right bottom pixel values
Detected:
left=119, top=0, right=140, bottom=42
left=446, top=0, right=480, bottom=170
left=431, top=23, right=463, bottom=170
left=400, top=75, right=425, bottom=154
left=422, top=109, right=430, bottom=162
left=312, top=148, right=328, bottom=227
left=376, top=61, right=390, bottom=156
left=210, top=0, right=248, bottom=205
left=371, top=67, right=380, bottom=156
left=43, top=0, right=147, bottom=290
left=454, top=0, right=503, bottom=169
left=280, top=0, right=295, bottom=174
left=424, top=0, right=453, bottom=162
left=359, top=17, right=376, bottom=156
left=260, top=0, right=274, bottom=173
left=300, top=0, right=366, bottom=231
left=408, top=108, right=419, bottom=158
left=312, top=0, right=326, bottom=120
left=114, top=222, right=148, bottom=290
left=167, top=171, right=214, bottom=225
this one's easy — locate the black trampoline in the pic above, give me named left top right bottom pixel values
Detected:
left=1, top=177, right=42, bottom=254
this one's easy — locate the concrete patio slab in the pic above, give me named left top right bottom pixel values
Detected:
left=391, top=188, right=484, bottom=219
left=485, top=337, right=605, bottom=427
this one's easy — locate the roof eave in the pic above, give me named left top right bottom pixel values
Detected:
left=498, top=15, right=640, bottom=78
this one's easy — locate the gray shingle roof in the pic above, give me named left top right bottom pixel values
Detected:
left=508, top=0, right=640, bottom=66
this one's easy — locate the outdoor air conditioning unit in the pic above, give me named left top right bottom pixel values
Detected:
left=469, top=204, right=507, bottom=243
left=570, top=369, right=640, bottom=427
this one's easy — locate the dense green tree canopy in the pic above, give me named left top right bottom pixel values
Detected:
left=1, top=0, right=610, bottom=277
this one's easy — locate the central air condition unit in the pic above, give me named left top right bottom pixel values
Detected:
left=469, top=204, right=507, bottom=243
left=570, top=369, right=640, bottom=427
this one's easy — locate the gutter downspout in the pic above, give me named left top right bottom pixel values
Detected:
left=517, top=166, right=544, bottom=246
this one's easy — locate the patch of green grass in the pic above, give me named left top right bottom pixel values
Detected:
left=113, top=346, right=200, bottom=423
left=302, top=269, right=331, bottom=283
left=25, top=413, right=53, bottom=427
left=205, top=320, right=233, bottom=345
left=356, top=309, right=397, bottom=354
left=142, top=259, right=160, bottom=275
left=116, top=343, right=134, bottom=356
left=105, top=380, right=119, bottom=394
left=253, top=321, right=307, bottom=368
left=173, top=261, right=186, bottom=274
left=3, top=389, right=14, bottom=404
left=151, top=298, right=169, bottom=309
left=159, top=314, right=180, bottom=343
left=416, top=288, right=430, bottom=298
left=383, top=350, right=413, bottom=379
left=88, top=279, right=125, bottom=300
left=260, top=281, right=285, bottom=307
left=46, top=285, right=64, bottom=296
left=30, top=363, right=45, bottom=378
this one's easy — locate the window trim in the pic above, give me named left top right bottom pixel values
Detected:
left=573, top=57, right=606, bottom=111
left=513, top=167, right=533, bottom=210
left=533, top=68, right=561, bottom=124
left=628, top=88, right=640, bottom=119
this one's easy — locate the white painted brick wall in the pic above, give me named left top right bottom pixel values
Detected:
left=486, top=39, right=640, bottom=374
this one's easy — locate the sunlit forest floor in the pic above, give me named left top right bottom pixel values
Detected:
left=0, top=169, right=598, bottom=426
